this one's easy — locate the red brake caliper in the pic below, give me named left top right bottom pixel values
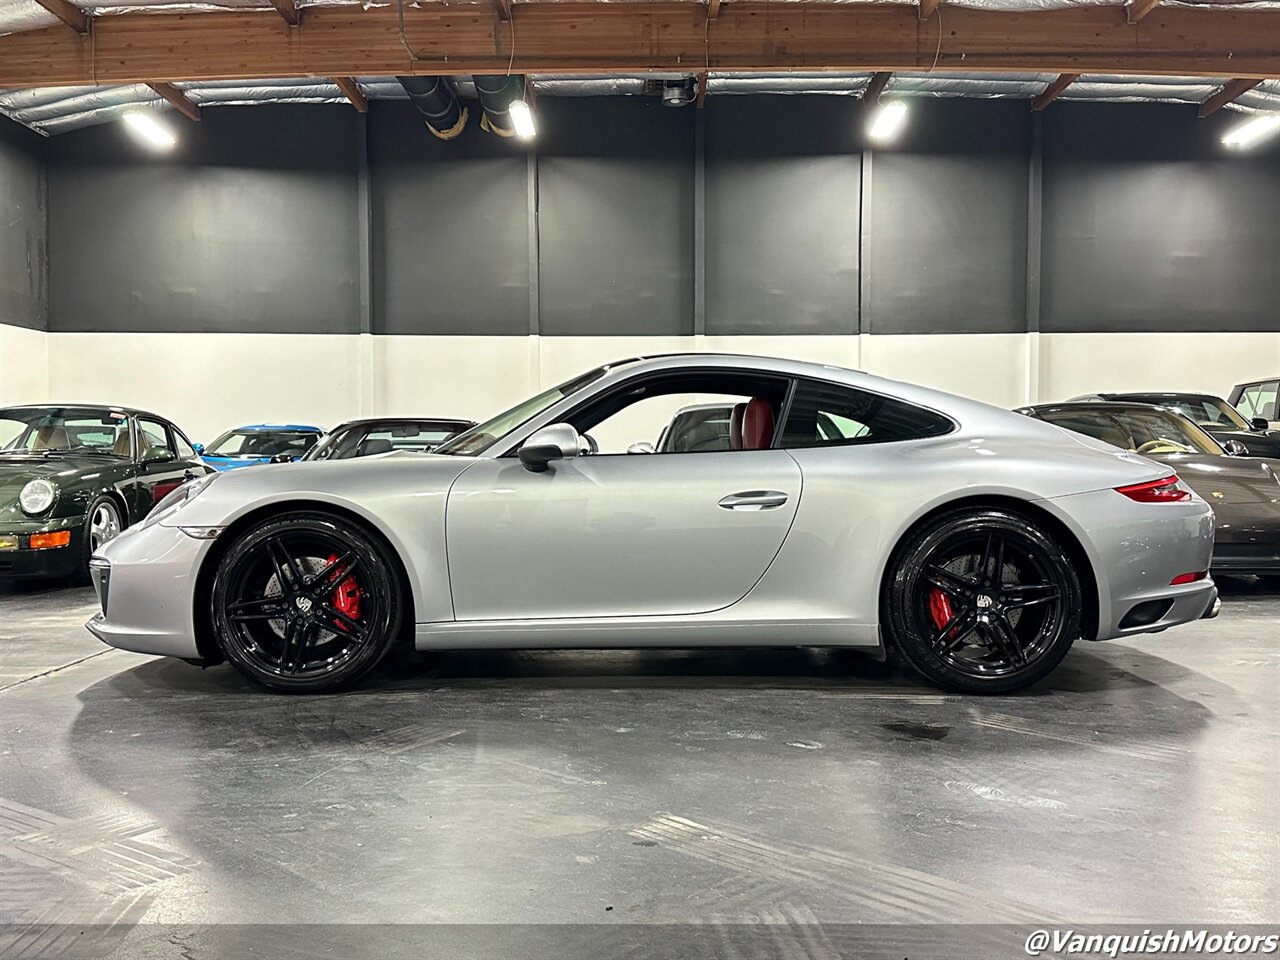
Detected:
left=325, top=553, right=361, bottom=631
left=927, top=588, right=953, bottom=632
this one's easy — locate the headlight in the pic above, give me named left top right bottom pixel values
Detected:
left=141, top=472, right=218, bottom=530
left=19, top=478, right=56, bottom=515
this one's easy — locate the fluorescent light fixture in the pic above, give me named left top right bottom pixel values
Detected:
left=509, top=99, right=536, bottom=139
left=122, top=111, right=177, bottom=150
left=1221, top=113, right=1280, bottom=150
left=866, top=100, right=909, bottom=144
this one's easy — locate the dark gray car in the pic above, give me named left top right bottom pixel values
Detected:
left=1071, top=391, right=1280, bottom=458
left=1020, top=402, right=1280, bottom=575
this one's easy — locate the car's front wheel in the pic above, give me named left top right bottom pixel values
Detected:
left=210, top=512, right=402, bottom=693
left=883, top=508, right=1082, bottom=694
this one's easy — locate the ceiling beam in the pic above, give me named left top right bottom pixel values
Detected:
left=696, top=72, right=708, bottom=108
left=862, top=71, right=892, bottom=104
left=267, top=0, right=300, bottom=26
left=494, top=0, right=512, bottom=21
left=1198, top=78, right=1263, bottom=118
left=1031, top=72, right=1079, bottom=111
left=2, top=3, right=1278, bottom=89
left=146, top=81, right=201, bottom=121
left=33, top=0, right=88, bottom=34
left=708, top=0, right=720, bottom=20
left=919, top=0, right=940, bottom=21
left=1126, top=0, right=1159, bottom=23
left=332, top=75, right=368, bottom=112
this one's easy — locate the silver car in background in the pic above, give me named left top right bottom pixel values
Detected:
left=87, top=354, right=1218, bottom=695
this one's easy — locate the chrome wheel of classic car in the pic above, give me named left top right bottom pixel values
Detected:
left=886, top=510, right=1081, bottom=694
left=88, top=499, right=122, bottom=552
left=210, top=513, right=401, bottom=692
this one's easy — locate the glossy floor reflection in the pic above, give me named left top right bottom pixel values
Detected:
left=0, top=577, right=1277, bottom=957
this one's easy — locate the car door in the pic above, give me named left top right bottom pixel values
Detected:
left=134, top=417, right=199, bottom=512
left=445, top=449, right=802, bottom=621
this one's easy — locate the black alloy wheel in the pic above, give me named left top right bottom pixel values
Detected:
left=884, top=509, right=1082, bottom=694
left=211, top=512, right=401, bottom=692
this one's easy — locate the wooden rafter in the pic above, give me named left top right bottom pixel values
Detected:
left=146, top=81, right=201, bottom=121
left=918, top=0, right=939, bottom=21
left=33, top=0, right=87, bottom=34
left=494, top=0, right=512, bottom=21
left=862, top=71, right=892, bottom=104
left=1198, top=78, right=1263, bottom=118
left=267, top=0, right=300, bottom=26
left=332, top=76, right=368, bottom=112
left=696, top=72, right=708, bottom=108
left=708, top=0, right=721, bottom=20
left=1127, top=0, right=1160, bottom=23
left=2, top=3, right=1278, bottom=89
left=1031, top=73, right=1079, bottom=111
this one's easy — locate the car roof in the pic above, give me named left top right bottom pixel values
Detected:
left=1023, top=401, right=1186, bottom=416
left=232, top=424, right=324, bottom=432
left=1097, top=392, right=1222, bottom=402
left=1, top=403, right=164, bottom=419
left=328, top=417, right=475, bottom=430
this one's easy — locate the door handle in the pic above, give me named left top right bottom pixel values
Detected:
left=718, top=490, right=788, bottom=510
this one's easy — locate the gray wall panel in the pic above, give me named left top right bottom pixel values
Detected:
left=0, top=117, right=46, bottom=330
left=865, top=100, right=1030, bottom=335
left=705, top=98, right=860, bottom=336
left=537, top=99, right=694, bottom=337
left=45, top=106, right=360, bottom=334
left=1041, top=104, right=1280, bottom=333
left=369, top=102, right=530, bottom=336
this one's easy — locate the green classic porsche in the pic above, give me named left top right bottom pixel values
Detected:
left=0, top=405, right=213, bottom=582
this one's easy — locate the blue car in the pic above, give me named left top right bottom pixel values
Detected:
left=196, top=424, right=324, bottom=471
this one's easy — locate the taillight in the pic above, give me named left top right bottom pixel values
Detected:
left=1114, top=475, right=1190, bottom=503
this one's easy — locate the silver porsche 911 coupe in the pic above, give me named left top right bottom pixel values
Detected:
left=87, top=354, right=1219, bottom=694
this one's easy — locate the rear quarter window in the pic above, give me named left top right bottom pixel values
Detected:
left=781, top=380, right=954, bottom=448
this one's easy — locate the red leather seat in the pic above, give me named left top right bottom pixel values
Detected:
left=740, top=397, right=775, bottom=450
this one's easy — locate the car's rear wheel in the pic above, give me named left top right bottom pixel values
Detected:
left=884, top=508, right=1082, bottom=694
left=211, top=512, right=401, bottom=693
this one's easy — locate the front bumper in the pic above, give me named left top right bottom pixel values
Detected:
left=0, top=516, right=83, bottom=579
left=84, top=521, right=209, bottom=658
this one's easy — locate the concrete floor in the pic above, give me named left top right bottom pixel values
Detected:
left=0, top=580, right=1276, bottom=958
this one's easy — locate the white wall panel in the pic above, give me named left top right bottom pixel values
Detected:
left=11, top=330, right=1276, bottom=442
left=43, top=332, right=362, bottom=444
left=0, top=323, right=47, bottom=405
left=1038, top=333, right=1280, bottom=404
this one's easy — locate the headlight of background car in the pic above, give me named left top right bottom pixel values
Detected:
left=140, top=472, right=218, bottom=530
left=19, top=478, right=57, bottom=515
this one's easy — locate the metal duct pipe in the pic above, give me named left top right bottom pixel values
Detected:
left=397, top=76, right=467, bottom=140
left=472, top=75, right=526, bottom=138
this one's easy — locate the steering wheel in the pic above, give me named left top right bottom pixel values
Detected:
left=1136, top=438, right=1184, bottom=455
left=579, top=432, right=599, bottom=455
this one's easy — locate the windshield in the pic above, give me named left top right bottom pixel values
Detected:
left=1142, top=397, right=1251, bottom=431
left=206, top=430, right=319, bottom=458
left=305, top=421, right=471, bottom=461
left=1042, top=407, right=1222, bottom=456
left=0, top=407, right=130, bottom=456
left=434, top=368, right=610, bottom=456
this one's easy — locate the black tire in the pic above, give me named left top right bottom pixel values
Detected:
left=74, top=495, right=126, bottom=585
left=883, top=508, right=1082, bottom=694
left=210, top=511, right=402, bottom=693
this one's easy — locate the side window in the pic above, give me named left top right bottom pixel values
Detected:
left=781, top=380, right=953, bottom=449
left=562, top=371, right=791, bottom=455
left=1238, top=383, right=1277, bottom=421
left=138, top=418, right=175, bottom=458
left=173, top=429, right=197, bottom=459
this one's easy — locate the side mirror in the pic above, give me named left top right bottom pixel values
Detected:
left=1222, top=439, right=1249, bottom=457
left=142, top=446, right=175, bottom=464
left=518, top=423, right=581, bottom=473
left=269, top=453, right=298, bottom=464
left=1250, top=417, right=1269, bottom=432
left=627, top=442, right=656, bottom=455
left=192, top=442, right=205, bottom=454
